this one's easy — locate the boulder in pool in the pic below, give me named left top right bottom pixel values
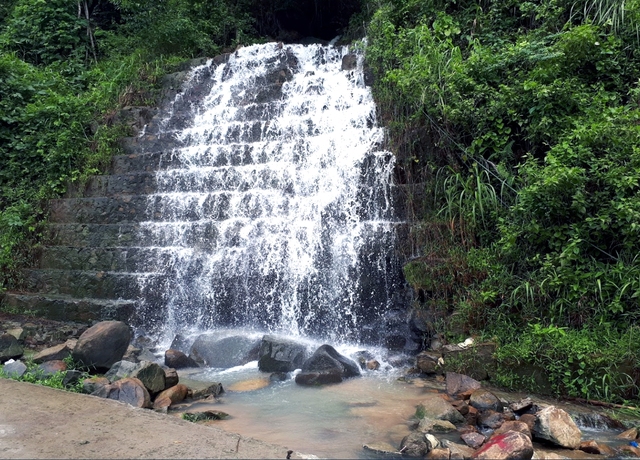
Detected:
left=295, top=344, right=360, bottom=386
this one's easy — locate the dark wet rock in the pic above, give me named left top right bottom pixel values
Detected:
left=132, top=361, right=165, bottom=394
left=72, top=321, right=131, bottom=371
left=472, top=430, right=533, bottom=460
left=362, top=442, right=398, bottom=455
left=122, top=345, right=141, bottom=362
left=532, top=406, right=581, bottom=449
left=400, top=432, right=428, bottom=457
left=519, top=414, right=536, bottom=429
left=465, top=405, right=479, bottom=426
left=478, top=410, right=505, bottom=430
left=189, top=334, right=260, bottom=368
left=83, top=376, right=109, bottom=394
left=509, top=397, right=534, bottom=414
left=269, top=372, right=288, bottom=382
left=494, top=421, right=531, bottom=440
left=165, top=349, right=199, bottom=369
left=366, top=360, right=380, bottom=370
left=469, top=388, right=503, bottom=412
left=37, top=360, right=67, bottom=377
left=164, top=367, right=179, bottom=388
left=169, top=333, right=191, bottom=353
left=295, top=344, right=360, bottom=386
left=341, top=53, right=357, bottom=71
left=92, top=377, right=151, bottom=408
left=105, top=360, right=139, bottom=382
left=418, top=394, right=465, bottom=424
left=446, top=372, right=481, bottom=398
left=191, top=382, right=224, bottom=400
left=0, top=333, right=24, bottom=363
left=2, top=360, right=27, bottom=378
left=183, top=410, right=229, bottom=421
left=461, top=432, right=486, bottom=449
left=258, top=335, right=307, bottom=372
left=452, top=399, right=469, bottom=416
left=63, top=370, right=83, bottom=387
left=417, top=351, right=441, bottom=374
left=32, top=341, right=74, bottom=363
left=153, top=383, right=188, bottom=409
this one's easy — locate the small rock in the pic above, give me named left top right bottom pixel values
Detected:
left=362, top=442, right=398, bottom=455
left=63, top=370, right=83, bottom=387
left=617, top=427, right=639, bottom=440
left=164, top=367, right=179, bottom=388
left=472, top=430, right=533, bottom=460
left=578, top=440, right=605, bottom=455
left=2, top=360, right=27, bottom=378
left=33, top=343, right=72, bottom=364
left=452, top=400, right=470, bottom=415
left=425, top=433, right=440, bottom=450
left=419, top=418, right=457, bottom=433
left=441, top=439, right=475, bottom=459
left=132, top=361, right=165, bottom=394
left=509, top=398, right=534, bottom=414
left=418, top=394, right=465, bottom=424
left=465, top=405, right=479, bottom=426
left=446, top=372, right=482, bottom=397
left=83, top=376, right=109, bottom=394
left=270, top=372, right=288, bottom=382
left=532, top=406, right=581, bottom=449
left=37, top=360, right=67, bottom=377
left=366, top=360, right=380, bottom=370
left=191, top=382, right=224, bottom=400
left=295, top=344, right=360, bottom=386
left=427, top=448, right=451, bottom=459
left=341, top=53, right=358, bottom=71
left=469, top=388, right=503, bottom=412
left=183, top=410, right=229, bottom=421
left=0, top=333, right=24, bottom=363
left=461, top=432, right=486, bottom=449
left=6, top=328, right=26, bottom=341
left=417, top=351, right=442, bottom=374
left=105, top=360, right=139, bottom=382
left=519, top=414, right=537, bottom=431
left=620, top=445, right=640, bottom=457
left=92, top=377, right=151, bottom=408
left=165, top=349, right=199, bottom=369
left=494, top=421, right=532, bottom=440
left=478, top=410, right=505, bottom=430
left=400, top=432, right=428, bottom=457
left=153, top=383, right=189, bottom=409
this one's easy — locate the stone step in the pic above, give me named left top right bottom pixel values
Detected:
left=22, top=269, right=167, bottom=303
left=0, top=292, right=137, bottom=323
left=38, top=246, right=177, bottom=272
left=45, top=222, right=218, bottom=249
left=75, top=173, right=157, bottom=197
left=111, top=151, right=184, bottom=174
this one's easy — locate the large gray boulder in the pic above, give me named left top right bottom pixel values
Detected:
left=470, top=388, right=503, bottom=412
left=0, top=334, right=24, bottom=363
left=258, top=335, right=308, bottom=372
left=295, top=344, right=360, bottom=386
left=33, top=341, right=75, bottom=364
left=105, top=360, right=139, bottom=382
left=105, top=360, right=166, bottom=394
left=532, top=406, right=582, bottom=449
left=72, top=321, right=131, bottom=370
left=189, top=334, right=260, bottom=368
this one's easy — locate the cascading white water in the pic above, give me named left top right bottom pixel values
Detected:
left=137, top=43, right=399, bottom=344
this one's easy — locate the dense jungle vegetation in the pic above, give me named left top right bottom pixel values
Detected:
left=1, top=0, right=639, bottom=403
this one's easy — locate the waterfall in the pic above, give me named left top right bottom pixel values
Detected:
left=136, top=43, right=400, bottom=345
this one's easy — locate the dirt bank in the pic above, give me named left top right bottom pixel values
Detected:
left=0, top=379, right=302, bottom=459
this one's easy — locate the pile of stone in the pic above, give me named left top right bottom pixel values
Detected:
left=365, top=372, right=625, bottom=459
left=1, top=320, right=224, bottom=413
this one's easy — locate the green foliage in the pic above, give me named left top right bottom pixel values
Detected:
left=0, top=357, right=89, bottom=393
left=369, top=0, right=640, bottom=402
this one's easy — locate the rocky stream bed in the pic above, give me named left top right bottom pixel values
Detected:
left=1, top=313, right=639, bottom=459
